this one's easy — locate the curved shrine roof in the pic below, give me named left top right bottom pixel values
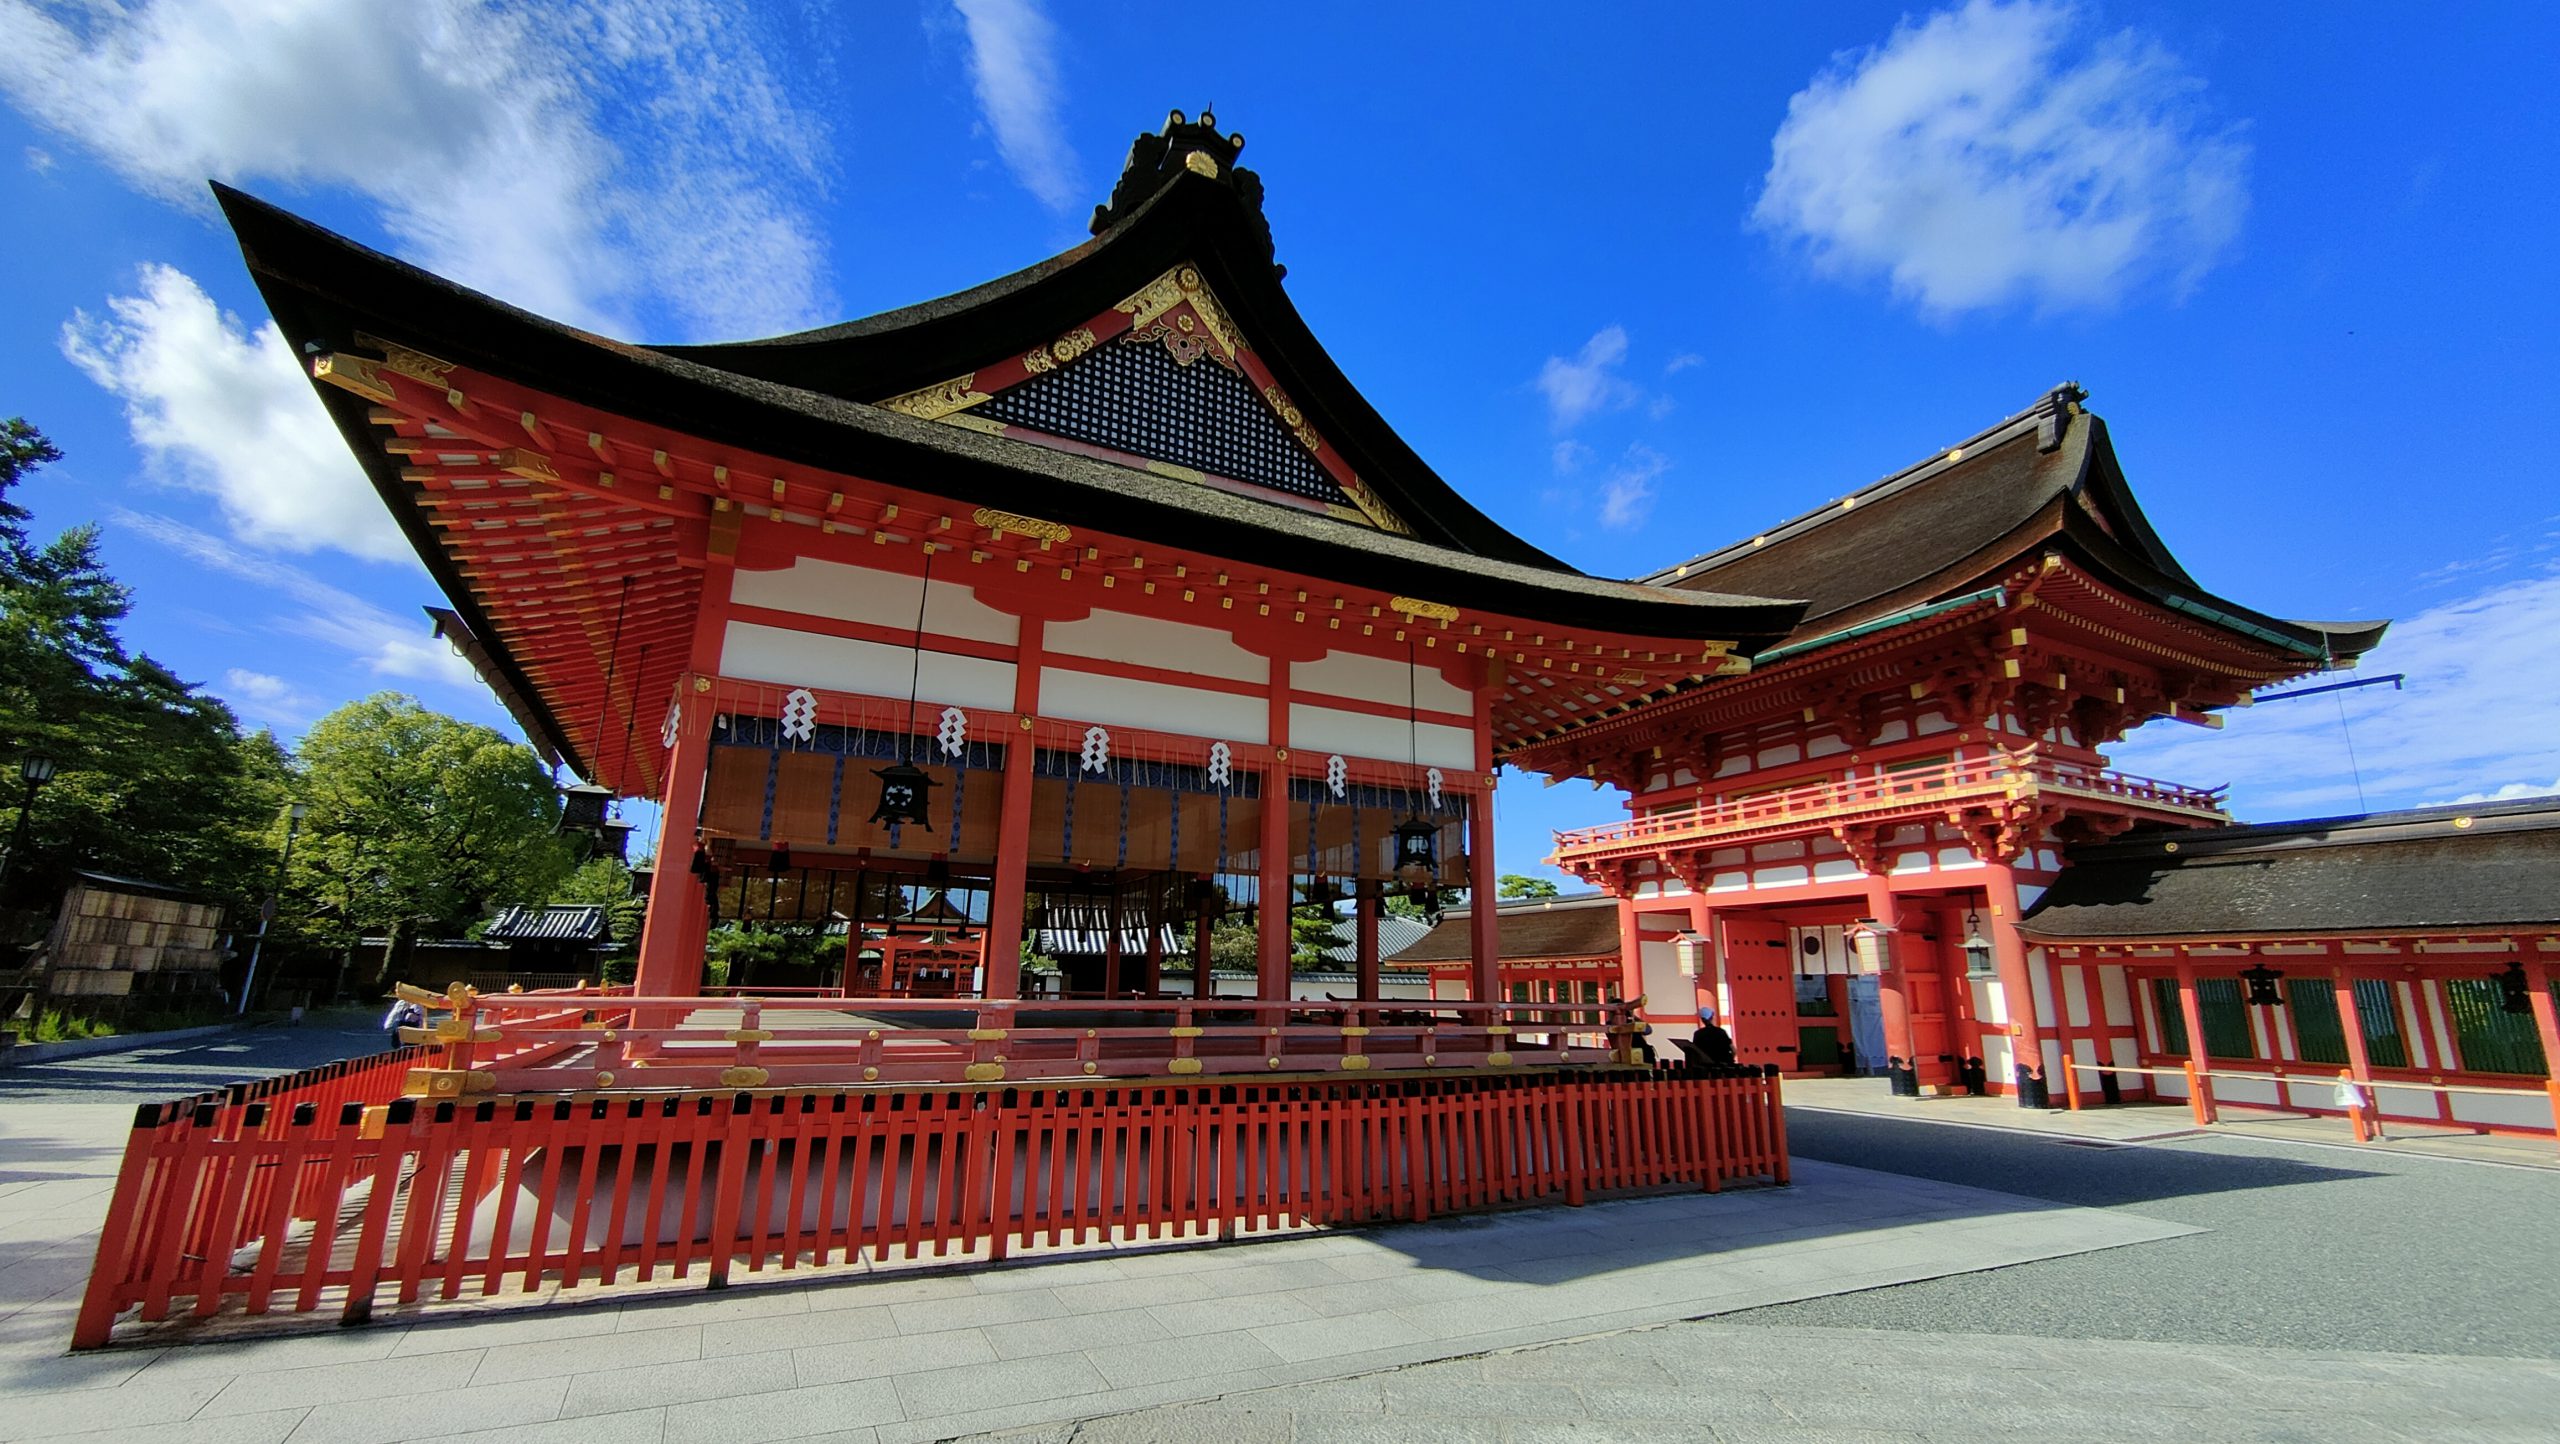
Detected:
left=1647, top=386, right=2386, bottom=663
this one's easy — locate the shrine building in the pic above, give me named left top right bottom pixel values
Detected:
left=213, top=109, right=1800, bottom=1082
left=1529, top=387, right=2560, bottom=1143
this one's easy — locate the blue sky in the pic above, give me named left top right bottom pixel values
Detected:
left=2, top=0, right=2554, bottom=887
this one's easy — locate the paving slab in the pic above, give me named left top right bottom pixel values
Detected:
left=0, top=1091, right=2202, bottom=1443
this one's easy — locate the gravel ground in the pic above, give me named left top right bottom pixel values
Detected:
left=1720, top=1108, right=2560, bottom=1359
left=0, top=1007, right=394, bottom=1107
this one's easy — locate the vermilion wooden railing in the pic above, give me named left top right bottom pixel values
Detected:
left=390, top=989, right=1641, bottom=1098
left=1550, top=752, right=2228, bottom=859
left=73, top=1063, right=1787, bottom=1348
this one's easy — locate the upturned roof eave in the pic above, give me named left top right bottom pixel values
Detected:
left=213, top=183, right=1804, bottom=652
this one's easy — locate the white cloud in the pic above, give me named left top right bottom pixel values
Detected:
left=1536, top=326, right=1641, bottom=430
left=1551, top=439, right=1593, bottom=475
left=117, top=510, right=482, bottom=693
left=1753, top=0, right=2247, bottom=316
left=0, top=0, right=831, bottom=340
left=1664, top=352, right=1704, bottom=376
left=2445, top=779, right=2560, bottom=807
left=63, top=264, right=406, bottom=562
left=952, top=0, right=1083, bottom=213
left=222, top=668, right=321, bottom=730
left=22, top=145, right=49, bottom=173
left=1597, top=445, right=1671, bottom=531
left=2109, top=570, right=2560, bottom=819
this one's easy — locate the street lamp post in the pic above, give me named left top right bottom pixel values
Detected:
left=237, top=801, right=308, bottom=1016
left=0, top=752, right=58, bottom=892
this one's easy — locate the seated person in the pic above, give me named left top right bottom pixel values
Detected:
left=1678, top=1005, right=1738, bottom=1069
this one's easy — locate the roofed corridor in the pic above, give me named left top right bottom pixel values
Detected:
left=1548, top=750, right=2228, bottom=866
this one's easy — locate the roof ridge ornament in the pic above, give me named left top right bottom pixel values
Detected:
left=1091, top=107, right=1273, bottom=262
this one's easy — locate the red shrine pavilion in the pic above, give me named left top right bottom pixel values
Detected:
left=210, top=109, right=1814, bottom=1086
left=1514, top=385, right=2560, bottom=1145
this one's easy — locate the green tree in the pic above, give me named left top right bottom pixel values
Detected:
left=551, top=857, right=644, bottom=950
left=1381, top=888, right=1466, bottom=921
left=287, top=694, right=574, bottom=977
left=0, top=420, right=284, bottom=915
left=1498, top=874, right=1560, bottom=899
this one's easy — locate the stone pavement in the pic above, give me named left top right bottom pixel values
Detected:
left=0, top=1088, right=2190, bottom=1443
left=1782, top=1074, right=2560, bottom=1169
left=966, top=1320, right=2560, bottom=1443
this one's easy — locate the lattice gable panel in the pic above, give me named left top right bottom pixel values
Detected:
left=879, top=264, right=1408, bottom=533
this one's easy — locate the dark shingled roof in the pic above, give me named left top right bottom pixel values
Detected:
left=1391, top=894, right=1620, bottom=965
left=2019, top=799, right=2560, bottom=941
left=209, top=159, right=1802, bottom=648
left=484, top=905, right=610, bottom=944
left=1646, top=385, right=2386, bottom=662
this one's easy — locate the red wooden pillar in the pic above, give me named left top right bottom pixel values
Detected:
left=633, top=528, right=735, bottom=1000
left=1614, top=896, right=1645, bottom=1010
left=1192, top=907, right=1215, bottom=999
left=1355, top=882, right=1381, bottom=1005
left=1104, top=888, right=1124, bottom=999
left=1142, top=913, right=1165, bottom=995
left=982, top=615, right=1044, bottom=1003
left=1986, top=861, right=2051, bottom=1107
left=2521, top=951, right=2560, bottom=1149
left=2333, top=965, right=2381, bottom=1140
left=1467, top=681, right=1500, bottom=1007
left=1859, top=879, right=1918, bottom=1095
left=2175, top=956, right=2217, bottom=1123
left=1256, top=664, right=1293, bottom=1004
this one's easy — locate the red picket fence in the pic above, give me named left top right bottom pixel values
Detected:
left=74, top=1063, right=1786, bottom=1349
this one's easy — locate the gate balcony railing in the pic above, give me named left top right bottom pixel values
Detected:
left=1550, top=752, right=2227, bottom=863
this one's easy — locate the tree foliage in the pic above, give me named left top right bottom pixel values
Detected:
left=0, top=419, right=286, bottom=913
left=1498, top=874, right=1560, bottom=899
left=285, top=694, right=575, bottom=946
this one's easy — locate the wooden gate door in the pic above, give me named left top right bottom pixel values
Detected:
left=1718, top=916, right=1799, bottom=1070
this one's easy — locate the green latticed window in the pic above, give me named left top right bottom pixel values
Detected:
left=2150, top=977, right=2186, bottom=1055
left=2148, top=976, right=2257, bottom=1059
left=2288, top=977, right=2410, bottom=1069
left=2444, top=978, right=2548, bottom=1076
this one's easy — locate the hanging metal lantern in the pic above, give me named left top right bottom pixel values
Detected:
left=1301, top=874, right=1344, bottom=910
left=868, top=761, right=937, bottom=829
left=1961, top=911, right=1997, bottom=980
left=767, top=843, right=793, bottom=875
left=1393, top=815, right=1439, bottom=889
left=2495, top=961, right=2532, bottom=1015
left=2240, top=961, right=2286, bottom=1007
left=557, top=781, right=612, bottom=834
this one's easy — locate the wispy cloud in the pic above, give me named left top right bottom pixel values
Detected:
left=1551, top=440, right=1593, bottom=475
left=222, top=668, right=322, bottom=731
left=1536, top=326, right=1643, bottom=430
left=117, top=510, right=481, bottom=693
left=1597, top=445, right=1671, bottom=531
left=951, top=0, right=1083, bottom=213
left=1663, top=352, right=1705, bottom=376
left=2109, top=570, right=2560, bottom=818
left=0, top=0, right=833, bottom=340
left=1752, top=0, right=2247, bottom=316
left=63, top=264, right=405, bottom=562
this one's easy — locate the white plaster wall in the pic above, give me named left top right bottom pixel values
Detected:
left=2098, top=967, right=2134, bottom=1027
left=2449, top=1092, right=2552, bottom=1130
left=732, top=557, right=1018, bottom=644
left=1293, top=649, right=1468, bottom=713
left=2216, top=1079, right=2283, bottom=1108
left=722, top=620, right=1015, bottom=710
left=2028, top=949, right=2057, bottom=1028
left=2374, top=1085, right=2438, bottom=1117
left=1288, top=703, right=1472, bottom=767
left=1638, top=938, right=1687, bottom=1016
left=1039, top=668, right=1268, bottom=744
left=1045, top=609, right=1267, bottom=683
left=2061, top=964, right=2091, bottom=1029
